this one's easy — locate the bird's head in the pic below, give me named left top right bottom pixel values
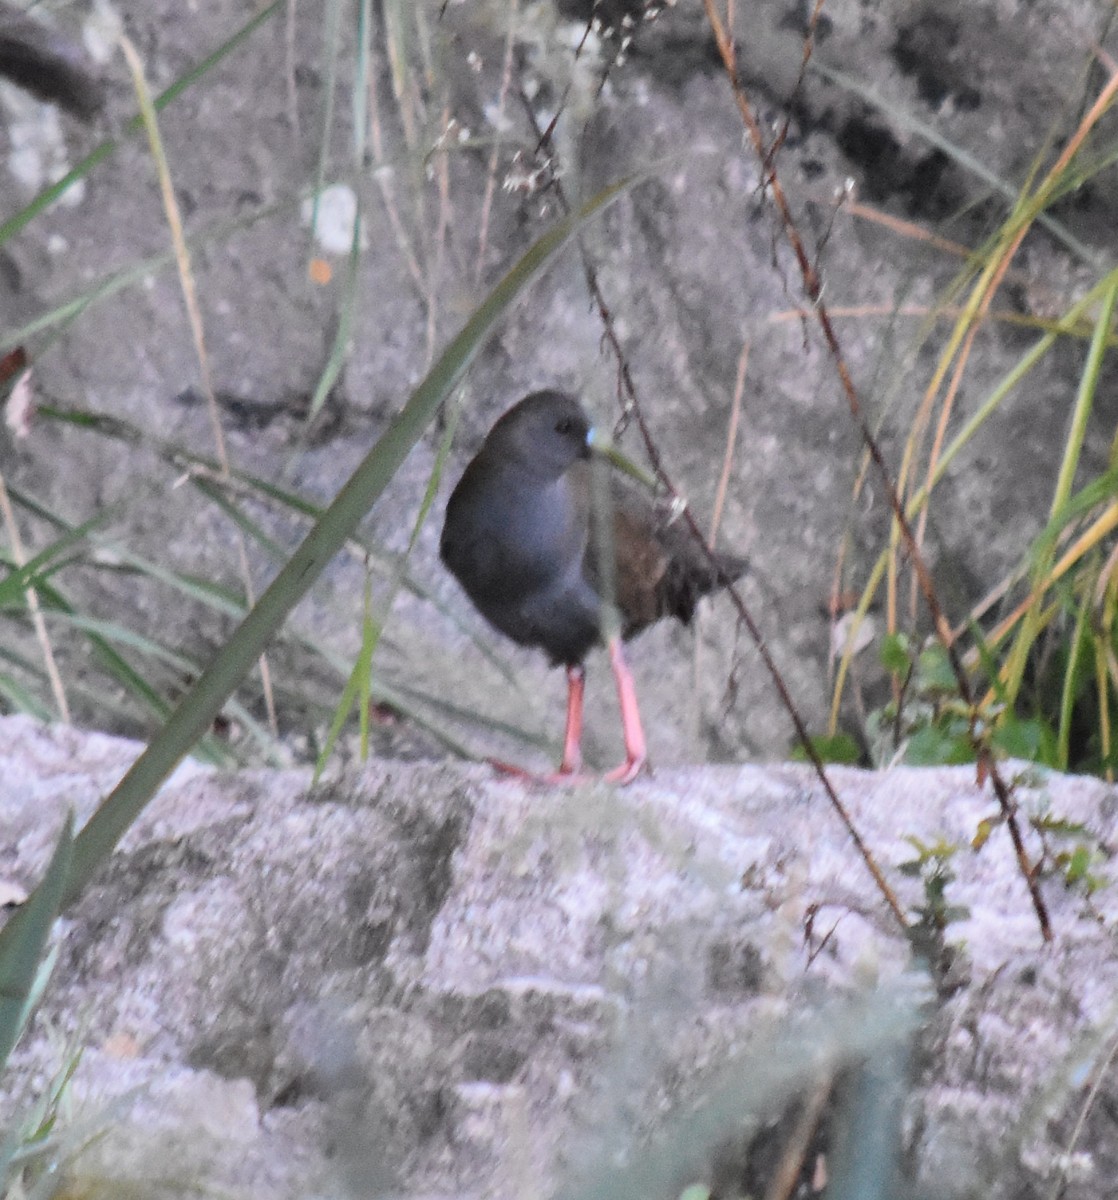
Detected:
left=485, top=390, right=594, bottom=478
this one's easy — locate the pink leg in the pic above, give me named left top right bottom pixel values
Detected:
left=604, top=636, right=648, bottom=784
left=487, top=664, right=586, bottom=784
left=558, top=664, right=585, bottom=775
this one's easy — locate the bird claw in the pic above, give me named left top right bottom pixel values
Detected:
left=603, top=754, right=648, bottom=785
left=487, top=757, right=590, bottom=786
left=486, top=756, right=646, bottom=787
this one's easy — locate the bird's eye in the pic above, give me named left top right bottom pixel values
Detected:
left=555, top=417, right=575, bottom=435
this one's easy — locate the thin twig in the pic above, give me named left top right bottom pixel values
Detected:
left=367, top=40, right=428, bottom=296
left=762, top=0, right=828, bottom=171
left=763, top=1073, right=833, bottom=1200
left=700, top=0, right=1052, bottom=940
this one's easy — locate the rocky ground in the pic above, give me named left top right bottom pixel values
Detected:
left=2, top=715, right=1118, bottom=1199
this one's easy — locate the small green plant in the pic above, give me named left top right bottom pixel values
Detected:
left=0, top=1037, right=94, bottom=1198
left=867, top=632, right=1067, bottom=769
left=897, top=834, right=969, bottom=984
left=866, top=635, right=978, bottom=767
left=1030, top=812, right=1108, bottom=900
left=821, top=46, right=1118, bottom=785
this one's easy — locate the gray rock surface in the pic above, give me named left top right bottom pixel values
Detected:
left=2, top=715, right=1117, bottom=1198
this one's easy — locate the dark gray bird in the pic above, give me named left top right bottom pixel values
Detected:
left=440, top=390, right=746, bottom=783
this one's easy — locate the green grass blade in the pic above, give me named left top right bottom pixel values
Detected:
left=30, top=407, right=526, bottom=687
left=307, top=205, right=363, bottom=421
left=0, top=506, right=119, bottom=607
left=308, top=0, right=344, bottom=241
left=1001, top=279, right=1118, bottom=703
left=316, top=570, right=377, bottom=773
left=1051, top=278, right=1118, bottom=517
left=1058, top=589, right=1092, bottom=770
left=363, top=395, right=459, bottom=733
left=306, top=0, right=371, bottom=422
left=2, top=475, right=531, bottom=758
left=0, top=813, right=72, bottom=1070
left=0, top=670, right=54, bottom=720
left=1, top=198, right=293, bottom=358
left=315, top=395, right=460, bottom=776
left=1, top=576, right=238, bottom=765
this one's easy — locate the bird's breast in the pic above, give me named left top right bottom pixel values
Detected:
left=441, top=461, right=586, bottom=604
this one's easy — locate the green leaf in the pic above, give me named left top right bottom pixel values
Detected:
left=971, top=817, right=998, bottom=851
left=991, top=714, right=1058, bottom=765
left=1031, top=814, right=1086, bottom=836
left=791, top=732, right=862, bottom=765
left=879, top=632, right=912, bottom=677
left=1065, top=845, right=1091, bottom=884
left=904, top=725, right=974, bottom=766
left=915, top=645, right=957, bottom=695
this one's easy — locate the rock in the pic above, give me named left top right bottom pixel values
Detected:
left=2, top=715, right=1117, bottom=1198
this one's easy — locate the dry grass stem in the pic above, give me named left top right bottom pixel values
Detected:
left=710, top=337, right=748, bottom=544
left=701, top=0, right=1052, bottom=939
left=426, top=103, right=453, bottom=368
left=474, top=0, right=519, bottom=286
left=0, top=468, right=70, bottom=722
left=368, top=43, right=428, bottom=296
left=763, top=1074, right=833, bottom=1200
left=120, top=34, right=279, bottom=735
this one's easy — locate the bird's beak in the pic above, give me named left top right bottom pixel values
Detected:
left=586, top=427, right=659, bottom=492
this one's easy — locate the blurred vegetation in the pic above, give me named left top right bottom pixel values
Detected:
left=825, top=48, right=1118, bottom=783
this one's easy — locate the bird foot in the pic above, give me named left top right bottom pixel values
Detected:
left=486, top=757, right=589, bottom=786
left=603, top=754, right=648, bottom=785
left=486, top=756, right=647, bottom=787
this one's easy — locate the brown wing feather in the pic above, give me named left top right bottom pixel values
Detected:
left=582, top=476, right=747, bottom=640
left=613, top=504, right=671, bottom=632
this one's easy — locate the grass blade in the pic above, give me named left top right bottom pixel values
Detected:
left=0, top=813, right=72, bottom=1071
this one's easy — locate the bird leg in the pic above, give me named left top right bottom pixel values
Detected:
left=558, top=664, right=585, bottom=774
left=488, top=651, right=646, bottom=786
left=604, top=636, right=648, bottom=784
left=486, top=664, right=584, bottom=783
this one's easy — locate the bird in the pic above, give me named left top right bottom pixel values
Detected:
left=440, top=390, right=747, bottom=784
